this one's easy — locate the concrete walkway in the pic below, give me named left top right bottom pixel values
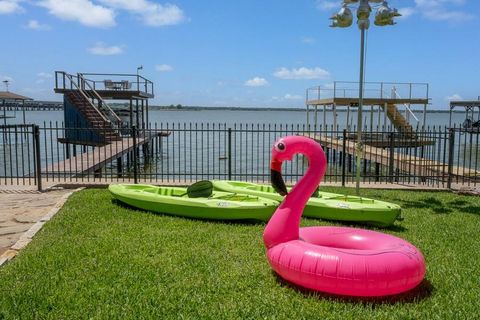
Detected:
left=0, top=188, right=79, bottom=265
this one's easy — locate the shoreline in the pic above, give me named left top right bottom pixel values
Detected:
left=14, top=106, right=466, bottom=113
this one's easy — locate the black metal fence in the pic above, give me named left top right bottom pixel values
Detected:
left=0, top=125, right=42, bottom=190
left=1, top=123, right=479, bottom=190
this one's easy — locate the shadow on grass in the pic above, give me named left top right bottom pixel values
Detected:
left=111, top=199, right=265, bottom=226
left=398, top=196, right=480, bottom=216
left=274, top=273, right=434, bottom=305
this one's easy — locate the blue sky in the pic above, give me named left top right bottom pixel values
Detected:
left=0, top=0, right=478, bottom=108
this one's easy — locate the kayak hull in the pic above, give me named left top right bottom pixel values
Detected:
left=211, top=180, right=401, bottom=227
left=109, top=184, right=278, bottom=221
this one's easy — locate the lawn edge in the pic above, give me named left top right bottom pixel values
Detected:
left=0, top=187, right=85, bottom=267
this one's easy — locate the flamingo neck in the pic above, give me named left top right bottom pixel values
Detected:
left=263, top=151, right=325, bottom=249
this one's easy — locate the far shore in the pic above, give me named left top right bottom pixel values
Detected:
left=6, top=103, right=466, bottom=113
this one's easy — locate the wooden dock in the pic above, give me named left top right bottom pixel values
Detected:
left=44, top=135, right=160, bottom=177
left=309, top=134, right=479, bottom=180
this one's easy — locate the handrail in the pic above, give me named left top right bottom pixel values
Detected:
left=78, top=73, right=122, bottom=125
left=62, top=73, right=110, bottom=124
left=306, top=81, right=429, bottom=103
left=79, top=72, right=154, bottom=95
left=388, top=88, right=419, bottom=122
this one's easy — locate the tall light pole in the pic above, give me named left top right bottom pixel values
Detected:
left=329, top=0, right=400, bottom=194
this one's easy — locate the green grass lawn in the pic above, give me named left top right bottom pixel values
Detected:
left=1, top=187, right=479, bottom=319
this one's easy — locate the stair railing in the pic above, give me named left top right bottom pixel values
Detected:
left=77, top=73, right=122, bottom=129
left=389, top=87, right=419, bottom=123
left=62, top=73, right=110, bottom=124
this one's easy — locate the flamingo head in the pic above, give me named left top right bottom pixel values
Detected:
left=271, top=136, right=326, bottom=197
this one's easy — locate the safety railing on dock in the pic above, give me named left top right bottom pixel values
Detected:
left=306, top=81, right=429, bottom=102
left=1, top=123, right=478, bottom=190
left=55, top=71, right=154, bottom=97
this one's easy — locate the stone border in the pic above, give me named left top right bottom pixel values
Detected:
left=0, top=188, right=84, bottom=267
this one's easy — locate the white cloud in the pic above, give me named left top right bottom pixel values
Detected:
left=37, top=72, right=53, bottom=78
left=155, top=64, right=173, bottom=72
left=0, top=0, right=23, bottom=14
left=316, top=0, right=338, bottom=11
left=301, top=37, right=316, bottom=44
left=99, top=0, right=185, bottom=26
left=402, top=0, right=475, bottom=22
left=446, top=94, right=463, bottom=101
left=245, top=77, right=269, bottom=87
left=274, top=67, right=330, bottom=80
left=284, top=94, right=303, bottom=100
left=25, top=20, right=51, bottom=30
left=398, top=7, right=416, bottom=19
left=88, top=42, right=124, bottom=55
left=38, top=0, right=116, bottom=28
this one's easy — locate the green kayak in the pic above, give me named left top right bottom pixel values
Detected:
left=211, top=180, right=401, bottom=227
left=109, top=184, right=278, bottom=221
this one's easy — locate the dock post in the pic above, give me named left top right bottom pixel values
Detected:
left=143, top=143, right=150, bottom=163
left=65, top=143, right=70, bottom=159
left=132, top=125, right=138, bottom=184
left=94, top=168, right=102, bottom=178
left=342, top=129, right=346, bottom=187
left=117, top=157, right=123, bottom=178
left=447, top=129, right=455, bottom=189
left=389, top=132, right=395, bottom=183
left=306, top=104, right=310, bottom=127
left=34, top=125, right=42, bottom=191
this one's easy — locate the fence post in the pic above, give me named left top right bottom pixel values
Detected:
left=447, top=129, right=455, bottom=189
left=132, top=125, right=138, bottom=184
left=342, top=129, right=346, bottom=187
left=34, top=125, right=42, bottom=191
left=227, top=127, right=232, bottom=180
left=389, top=132, right=395, bottom=184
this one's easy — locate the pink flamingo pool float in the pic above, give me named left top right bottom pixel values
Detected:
left=264, top=136, right=426, bottom=297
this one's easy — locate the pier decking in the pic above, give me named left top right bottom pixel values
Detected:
left=44, top=134, right=165, bottom=177
left=309, top=134, right=479, bottom=181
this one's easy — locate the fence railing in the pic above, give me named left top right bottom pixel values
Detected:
left=1, top=123, right=479, bottom=190
left=0, top=125, right=41, bottom=190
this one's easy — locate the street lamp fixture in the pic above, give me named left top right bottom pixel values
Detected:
left=329, top=0, right=401, bottom=195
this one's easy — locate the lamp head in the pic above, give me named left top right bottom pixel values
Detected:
left=374, top=1, right=401, bottom=26
left=330, top=4, right=353, bottom=28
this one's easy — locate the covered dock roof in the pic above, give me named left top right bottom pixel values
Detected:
left=0, top=91, right=33, bottom=101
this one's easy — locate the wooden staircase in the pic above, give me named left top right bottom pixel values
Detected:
left=384, top=103, right=416, bottom=137
left=66, top=91, right=121, bottom=142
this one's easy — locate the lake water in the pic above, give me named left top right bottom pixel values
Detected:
left=1, top=109, right=479, bottom=183
left=1, top=109, right=473, bottom=128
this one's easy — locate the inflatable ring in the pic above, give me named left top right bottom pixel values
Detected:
left=264, top=136, right=426, bottom=296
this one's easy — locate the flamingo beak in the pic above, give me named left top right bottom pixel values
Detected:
left=271, top=159, right=288, bottom=196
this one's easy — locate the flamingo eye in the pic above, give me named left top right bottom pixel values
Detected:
left=276, top=142, right=286, bottom=152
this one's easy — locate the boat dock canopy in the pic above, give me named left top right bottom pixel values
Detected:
left=305, top=81, right=432, bottom=147
left=0, top=91, right=33, bottom=101
left=449, top=99, right=480, bottom=131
